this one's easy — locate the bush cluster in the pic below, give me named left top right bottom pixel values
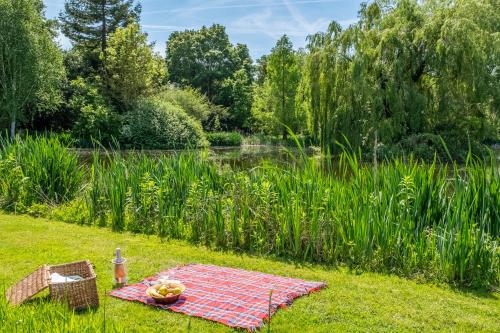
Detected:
left=206, top=132, right=242, bottom=147
left=154, top=86, right=211, bottom=123
left=68, top=77, right=122, bottom=146
left=121, top=98, right=207, bottom=150
left=376, top=133, right=491, bottom=162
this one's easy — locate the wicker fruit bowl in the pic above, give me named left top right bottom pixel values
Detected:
left=146, top=281, right=186, bottom=304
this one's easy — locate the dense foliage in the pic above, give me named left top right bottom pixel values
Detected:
left=166, top=24, right=254, bottom=130
left=68, top=77, right=121, bottom=144
left=0, top=136, right=82, bottom=210
left=121, top=98, right=207, bottom=149
left=0, top=0, right=65, bottom=138
left=104, top=23, right=165, bottom=109
left=1, top=0, right=497, bottom=155
left=252, top=36, right=303, bottom=138
left=0, top=137, right=497, bottom=288
left=155, top=86, right=212, bottom=123
left=206, top=132, right=242, bottom=147
left=296, top=0, right=499, bottom=156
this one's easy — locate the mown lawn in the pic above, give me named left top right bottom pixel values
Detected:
left=0, top=214, right=499, bottom=332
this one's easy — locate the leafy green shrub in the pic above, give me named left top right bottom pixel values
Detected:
left=68, top=77, right=122, bottom=145
left=0, top=136, right=83, bottom=208
left=376, top=133, right=489, bottom=162
left=51, top=198, right=89, bottom=225
left=121, top=98, right=207, bottom=149
left=202, top=104, right=230, bottom=132
left=27, top=203, right=51, bottom=218
left=206, top=132, right=242, bottom=146
left=154, top=86, right=211, bottom=122
left=0, top=148, right=28, bottom=212
left=154, top=86, right=230, bottom=132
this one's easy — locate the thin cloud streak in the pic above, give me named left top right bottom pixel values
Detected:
left=143, top=0, right=345, bottom=15
left=143, top=24, right=193, bottom=31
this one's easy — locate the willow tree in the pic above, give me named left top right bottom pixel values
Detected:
left=0, top=0, right=64, bottom=138
left=300, top=0, right=499, bottom=154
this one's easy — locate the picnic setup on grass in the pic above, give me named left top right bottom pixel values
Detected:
left=6, top=248, right=327, bottom=331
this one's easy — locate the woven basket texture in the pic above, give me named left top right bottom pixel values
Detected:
left=49, top=260, right=99, bottom=310
left=6, top=260, right=99, bottom=310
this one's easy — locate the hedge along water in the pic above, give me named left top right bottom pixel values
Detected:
left=0, top=136, right=498, bottom=288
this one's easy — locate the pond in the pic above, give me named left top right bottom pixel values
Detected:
left=74, top=144, right=500, bottom=170
left=74, top=145, right=319, bottom=169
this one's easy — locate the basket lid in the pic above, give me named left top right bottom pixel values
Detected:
left=6, top=265, right=50, bottom=306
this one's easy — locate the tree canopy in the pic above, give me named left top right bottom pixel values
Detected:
left=59, top=0, right=141, bottom=58
left=166, top=24, right=253, bottom=130
left=1, top=0, right=497, bottom=156
left=298, top=0, right=499, bottom=155
left=0, top=0, right=65, bottom=138
left=253, top=35, right=302, bottom=138
left=103, top=23, right=165, bottom=110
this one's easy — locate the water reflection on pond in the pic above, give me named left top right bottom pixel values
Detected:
left=75, top=145, right=318, bottom=169
left=208, top=145, right=319, bottom=168
left=75, top=144, right=500, bottom=170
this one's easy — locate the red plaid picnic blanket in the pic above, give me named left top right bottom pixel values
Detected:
left=110, top=264, right=326, bottom=331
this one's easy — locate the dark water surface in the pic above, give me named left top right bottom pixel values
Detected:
left=74, top=145, right=319, bottom=169
left=74, top=144, right=500, bottom=170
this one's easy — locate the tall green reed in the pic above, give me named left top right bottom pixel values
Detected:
left=87, top=147, right=499, bottom=287
left=0, top=135, right=83, bottom=210
left=1, top=136, right=498, bottom=287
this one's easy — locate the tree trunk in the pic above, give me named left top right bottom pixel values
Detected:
left=10, top=118, right=16, bottom=140
left=101, top=0, right=107, bottom=55
left=281, top=51, right=286, bottom=140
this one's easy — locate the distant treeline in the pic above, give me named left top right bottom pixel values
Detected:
left=0, top=0, right=498, bottom=159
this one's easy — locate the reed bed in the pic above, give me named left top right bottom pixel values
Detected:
left=0, top=136, right=498, bottom=288
left=0, top=136, right=83, bottom=210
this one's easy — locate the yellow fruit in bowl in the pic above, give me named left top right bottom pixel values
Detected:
left=147, top=282, right=186, bottom=304
left=148, top=288, right=163, bottom=298
left=172, top=287, right=183, bottom=295
left=158, top=285, right=169, bottom=296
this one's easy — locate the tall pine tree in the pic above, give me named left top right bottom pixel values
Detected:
left=59, top=0, right=140, bottom=55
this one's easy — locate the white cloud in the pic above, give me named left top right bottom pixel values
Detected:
left=143, top=0, right=346, bottom=15
left=142, top=24, right=193, bottom=32
left=229, top=7, right=330, bottom=39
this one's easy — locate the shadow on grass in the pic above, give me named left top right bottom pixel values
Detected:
left=449, top=285, right=499, bottom=300
left=8, top=292, right=100, bottom=315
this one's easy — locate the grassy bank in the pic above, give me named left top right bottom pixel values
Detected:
left=1, top=214, right=499, bottom=332
left=0, top=136, right=498, bottom=288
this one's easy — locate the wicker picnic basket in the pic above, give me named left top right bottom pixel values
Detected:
left=6, top=260, right=99, bottom=310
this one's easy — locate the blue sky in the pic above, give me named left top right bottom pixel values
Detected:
left=43, top=0, right=366, bottom=60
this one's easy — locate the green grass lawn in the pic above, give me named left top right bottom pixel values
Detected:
left=1, top=214, right=499, bottom=332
